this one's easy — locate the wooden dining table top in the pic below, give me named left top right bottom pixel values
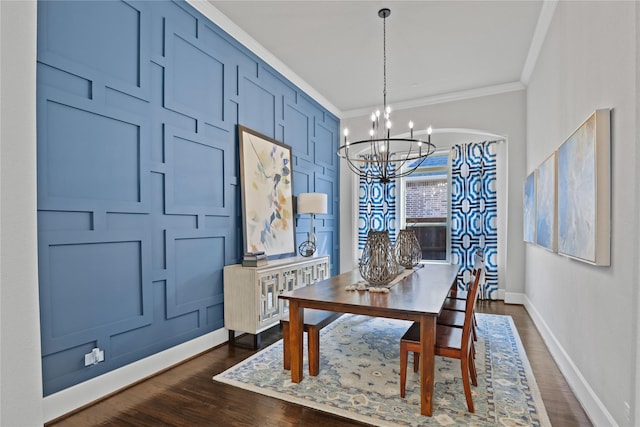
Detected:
left=279, top=263, right=460, bottom=321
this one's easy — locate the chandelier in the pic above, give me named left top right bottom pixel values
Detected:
left=337, top=8, right=436, bottom=184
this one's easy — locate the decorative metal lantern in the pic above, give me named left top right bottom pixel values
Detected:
left=395, top=228, right=422, bottom=268
left=359, top=230, right=399, bottom=286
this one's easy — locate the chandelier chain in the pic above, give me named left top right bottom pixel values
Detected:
left=383, top=11, right=387, bottom=111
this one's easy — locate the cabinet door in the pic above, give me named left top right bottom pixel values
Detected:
left=258, top=272, right=281, bottom=327
left=315, top=261, right=329, bottom=282
left=298, top=264, right=315, bottom=287
left=279, top=268, right=298, bottom=315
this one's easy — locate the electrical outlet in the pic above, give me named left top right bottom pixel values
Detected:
left=84, top=352, right=94, bottom=366
left=84, top=348, right=105, bottom=366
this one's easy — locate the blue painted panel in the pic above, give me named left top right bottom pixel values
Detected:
left=37, top=63, right=91, bottom=99
left=165, top=229, right=227, bottom=318
left=293, top=169, right=311, bottom=196
left=173, top=136, right=224, bottom=207
left=43, top=101, right=140, bottom=202
left=110, top=281, right=200, bottom=360
left=316, top=176, right=335, bottom=217
left=315, top=121, right=337, bottom=170
left=165, top=31, right=224, bottom=125
left=42, top=341, right=96, bottom=386
left=37, top=0, right=150, bottom=100
left=164, top=127, right=230, bottom=216
left=38, top=211, right=93, bottom=232
left=284, top=104, right=310, bottom=157
left=239, top=76, right=276, bottom=137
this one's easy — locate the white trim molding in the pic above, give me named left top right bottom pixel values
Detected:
left=342, top=82, right=526, bottom=119
left=520, top=0, right=559, bottom=85
left=524, top=296, right=617, bottom=426
left=43, top=328, right=228, bottom=422
left=186, top=0, right=340, bottom=117
left=504, top=292, right=526, bottom=305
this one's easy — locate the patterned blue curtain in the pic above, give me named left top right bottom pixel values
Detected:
left=358, top=162, right=396, bottom=250
left=451, top=141, right=498, bottom=299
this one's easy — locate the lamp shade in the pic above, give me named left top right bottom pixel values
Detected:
left=297, top=193, right=328, bottom=214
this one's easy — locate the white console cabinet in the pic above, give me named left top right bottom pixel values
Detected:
left=224, top=255, right=329, bottom=347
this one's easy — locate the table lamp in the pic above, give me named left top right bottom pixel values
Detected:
left=297, top=193, right=328, bottom=256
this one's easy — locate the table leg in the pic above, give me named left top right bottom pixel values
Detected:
left=289, top=301, right=304, bottom=383
left=419, top=315, right=436, bottom=416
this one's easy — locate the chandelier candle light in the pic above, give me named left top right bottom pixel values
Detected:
left=337, top=8, right=436, bottom=184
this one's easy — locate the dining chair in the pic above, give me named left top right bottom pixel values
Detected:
left=438, top=252, right=484, bottom=340
left=448, top=249, right=484, bottom=301
left=399, top=258, right=483, bottom=413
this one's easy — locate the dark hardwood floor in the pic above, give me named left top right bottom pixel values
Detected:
left=48, top=301, right=592, bottom=426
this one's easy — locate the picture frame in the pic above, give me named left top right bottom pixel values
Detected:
left=238, top=125, right=295, bottom=257
left=535, top=152, right=557, bottom=251
left=557, top=109, right=610, bottom=265
left=523, top=171, right=536, bottom=244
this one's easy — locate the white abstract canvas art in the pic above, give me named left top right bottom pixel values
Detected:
left=535, top=153, right=556, bottom=251
left=523, top=172, right=536, bottom=243
left=557, top=110, right=610, bottom=265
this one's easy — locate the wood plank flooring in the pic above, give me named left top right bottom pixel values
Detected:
left=48, top=301, right=592, bottom=426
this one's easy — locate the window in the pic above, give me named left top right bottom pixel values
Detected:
left=399, top=152, right=450, bottom=262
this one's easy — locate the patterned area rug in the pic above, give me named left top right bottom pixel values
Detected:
left=213, top=314, right=551, bottom=426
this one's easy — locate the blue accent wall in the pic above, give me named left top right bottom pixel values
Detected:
left=36, top=0, right=340, bottom=396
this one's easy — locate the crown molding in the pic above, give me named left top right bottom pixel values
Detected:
left=186, top=0, right=341, bottom=118
left=341, top=81, right=526, bottom=119
left=521, top=0, right=559, bottom=85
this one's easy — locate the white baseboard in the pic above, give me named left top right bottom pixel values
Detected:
left=504, top=291, right=526, bottom=304
left=524, top=297, right=617, bottom=427
left=43, top=328, right=229, bottom=423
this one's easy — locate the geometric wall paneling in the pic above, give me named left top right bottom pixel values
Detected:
left=37, top=0, right=340, bottom=396
left=163, top=127, right=231, bottom=217
left=261, top=66, right=298, bottom=104
left=164, top=26, right=226, bottom=130
left=37, top=0, right=151, bottom=102
left=557, top=109, right=611, bottom=265
left=41, top=340, right=105, bottom=396
left=37, top=210, right=94, bottom=233
left=315, top=175, right=336, bottom=218
left=37, top=91, right=150, bottom=215
left=109, top=280, right=202, bottom=364
left=164, top=228, right=229, bottom=319
left=238, top=73, right=277, bottom=138
left=284, top=103, right=312, bottom=158
left=314, top=119, right=337, bottom=170
left=37, top=63, right=92, bottom=100
left=38, top=230, right=152, bottom=357
left=292, top=166, right=312, bottom=197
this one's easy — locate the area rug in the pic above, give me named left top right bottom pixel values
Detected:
left=213, top=314, right=551, bottom=426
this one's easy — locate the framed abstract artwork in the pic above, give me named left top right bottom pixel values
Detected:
left=523, top=171, right=536, bottom=243
left=238, top=125, right=295, bottom=257
left=557, top=109, right=611, bottom=265
left=535, top=152, right=557, bottom=251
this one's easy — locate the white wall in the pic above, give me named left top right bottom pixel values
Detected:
left=0, top=1, right=43, bottom=426
left=339, top=89, right=527, bottom=300
left=526, top=2, right=638, bottom=426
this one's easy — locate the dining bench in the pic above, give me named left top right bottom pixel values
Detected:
left=281, top=309, right=342, bottom=376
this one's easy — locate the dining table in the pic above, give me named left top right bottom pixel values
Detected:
left=278, top=262, right=459, bottom=416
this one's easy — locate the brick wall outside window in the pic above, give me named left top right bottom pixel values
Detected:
left=405, top=179, right=448, bottom=219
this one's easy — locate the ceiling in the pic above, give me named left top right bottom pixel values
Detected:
left=207, top=1, right=547, bottom=118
